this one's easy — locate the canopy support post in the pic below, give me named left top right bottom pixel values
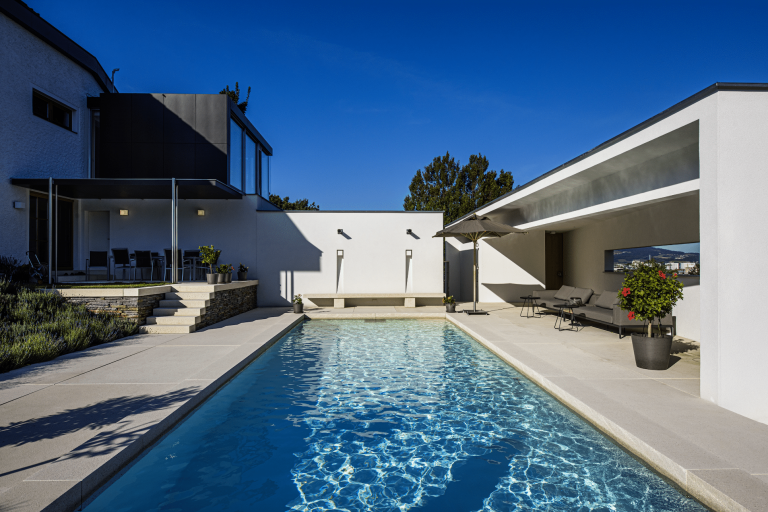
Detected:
left=171, top=178, right=177, bottom=284
left=48, top=178, right=52, bottom=285
left=55, top=184, right=58, bottom=285
left=473, top=239, right=477, bottom=312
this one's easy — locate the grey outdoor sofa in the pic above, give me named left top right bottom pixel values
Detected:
left=537, top=285, right=674, bottom=337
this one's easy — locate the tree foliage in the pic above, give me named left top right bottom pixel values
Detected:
left=269, top=195, right=320, bottom=211
left=219, top=82, right=251, bottom=113
left=618, top=259, right=684, bottom=336
left=403, top=152, right=514, bottom=224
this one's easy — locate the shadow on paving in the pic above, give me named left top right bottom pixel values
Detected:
left=0, top=387, right=199, bottom=450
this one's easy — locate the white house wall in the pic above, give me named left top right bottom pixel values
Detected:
left=0, top=12, right=103, bottom=261
left=255, top=212, right=444, bottom=306
left=700, top=90, right=768, bottom=422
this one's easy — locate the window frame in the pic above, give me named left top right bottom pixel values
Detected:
left=32, top=89, right=76, bottom=132
left=228, top=116, right=244, bottom=192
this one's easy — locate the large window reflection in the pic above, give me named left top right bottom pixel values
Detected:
left=245, top=136, right=256, bottom=195
left=260, top=151, right=270, bottom=197
left=229, top=119, right=243, bottom=191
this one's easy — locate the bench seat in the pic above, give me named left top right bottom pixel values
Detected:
left=304, top=293, right=445, bottom=308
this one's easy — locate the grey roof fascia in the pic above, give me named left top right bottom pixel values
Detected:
left=228, top=96, right=273, bottom=156
left=444, top=82, right=768, bottom=227
left=0, top=0, right=115, bottom=93
left=260, top=210, right=445, bottom=213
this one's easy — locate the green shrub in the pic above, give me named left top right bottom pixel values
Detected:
left=618, top=260, right=684, bottom=337
left=0, top=280, right=139, bottom=373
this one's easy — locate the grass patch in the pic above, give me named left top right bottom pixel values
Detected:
left=43, top=282, right=171, bottom=289
left=0, top=280, right=139, bottom=373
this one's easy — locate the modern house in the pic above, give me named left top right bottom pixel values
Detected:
left=0, top=0, right=443, bottom=306
left=445, top=82, right=768, bottom=424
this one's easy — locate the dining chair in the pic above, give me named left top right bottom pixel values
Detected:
left=134, top=251, right=153, bottom=281
left=111, top=248, right=131, bottom=281
left=86, top=251, right=109, bottom=281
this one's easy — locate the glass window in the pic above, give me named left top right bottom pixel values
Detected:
left=260, top=151, right=270, bottom=197
left=245, top=136, right=256, bottom=194
left=229, top=118, right=243, bottom=190
left=32, top=90, right=73, bottom=131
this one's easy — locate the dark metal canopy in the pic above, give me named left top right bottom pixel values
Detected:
left=433, top=214, right=526, bottom=241
left=10, top=178, right=242, bottom=200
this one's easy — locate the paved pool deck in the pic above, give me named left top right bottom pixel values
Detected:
left=1, top=304, right=767, bottom=511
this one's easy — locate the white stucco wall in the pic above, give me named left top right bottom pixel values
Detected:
left=0, top=12, right=104, bottom=261
left=255, top=212, right=444, bottom=306
left=699, top=90, right=768, bottom=422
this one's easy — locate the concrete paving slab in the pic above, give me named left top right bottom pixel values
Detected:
left=0, top=480, right=80, bottom=512
left=689, top=469, right=768, bottom=512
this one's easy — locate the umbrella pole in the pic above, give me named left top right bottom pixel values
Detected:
left=473, top=239, right=477, bottom=312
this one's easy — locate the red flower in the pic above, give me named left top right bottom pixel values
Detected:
left=628, top=311, right=635, bottom=320
left=659, top=270, right=666, bottom=279
left=673, top=272, right=678, bottom=278
left=622, top=287, right=631, bottom=297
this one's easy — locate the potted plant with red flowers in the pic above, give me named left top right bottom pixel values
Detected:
left=618, top=259, right=684, bottom=370
left=292, top=294, right=303, bottom=314
left=443, top=295, right=456, bottom=313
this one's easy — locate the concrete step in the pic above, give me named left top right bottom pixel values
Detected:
left=159, top=299, right=209, bottom=308
left=146, top=315, right=200, bottom=326
left=153, top=307, right=205, bottom=317
left=139, top=324, right=196, bottom=334
left=164, top=292, right=214, bottom=300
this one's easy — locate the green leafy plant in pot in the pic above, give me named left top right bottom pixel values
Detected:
left=200, top=245, right=221, bottom=284
left=443, top=295, right=456, bottom=313
left=618, top=259, right=684, bottom=370
left=292, top=294, right=303, bottom=314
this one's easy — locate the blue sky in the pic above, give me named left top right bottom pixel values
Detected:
left=33, top=0, right=768, bottom=210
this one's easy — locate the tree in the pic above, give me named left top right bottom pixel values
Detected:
left=403, top=152, right=514, bottom=224
left=269, top=195, right=319, bottom=211
left=219, top=83, right=251, bottom=113
left=618, top=259, right=684, bottom=337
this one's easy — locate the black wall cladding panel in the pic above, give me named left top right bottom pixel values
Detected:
left=131, top=94, right=164, bottom=144
left=195, top=143, right=227, bottom=182
left=164, top=144, right=195, bottom=179
left=132, top=143, right=164, bottom=177
left=164, top=94, right=196, bottom=144
left=195, top=95, right=228, bottom=144
left=100, top=94, right=132, bottom=144
left=100, top=143, right=133, bottom=178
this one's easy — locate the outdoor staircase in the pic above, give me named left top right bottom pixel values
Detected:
left=139, top=290, right=214, bottom=334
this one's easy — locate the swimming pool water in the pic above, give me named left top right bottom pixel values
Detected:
left=85, top=320, right=707, bottom=511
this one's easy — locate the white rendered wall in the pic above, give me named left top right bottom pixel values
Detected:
left=255, top=212, right=444, bottom=306
left=0, top=13, right=103, bottom=261
left=699, top=90, right=768, bottom=423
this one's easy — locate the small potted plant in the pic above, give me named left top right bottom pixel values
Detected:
left=224, top=264, right=234, bottom=283
left=443, top=295, right=456, bottom=313
left=237, top=263, right=248, bottom=281
left=215, top=263, right=228, bottom=284
left=292, top=294, right=303, bottom=314
left=200, top=245, right=221, bottom=285
left=618, top=260, right=684, bottom=370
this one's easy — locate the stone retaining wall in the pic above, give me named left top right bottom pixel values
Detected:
left=65, top=293, right=165, bottom=325
left=200, top=284, right=258, bottom=328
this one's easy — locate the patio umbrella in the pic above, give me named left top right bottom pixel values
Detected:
left=434, top=214, right=526, bottom=315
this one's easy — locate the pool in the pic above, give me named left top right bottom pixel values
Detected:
left=85, top=320, right=706, bottom=511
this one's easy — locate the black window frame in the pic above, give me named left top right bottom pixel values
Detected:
left=32, top=90, right=75, bottom=131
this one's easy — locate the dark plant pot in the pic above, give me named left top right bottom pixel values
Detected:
left=216, top=273, right=225, bottom=284
left=631, top=334, right=673, bottom=370
left=293, top=303, right=304, bottom=314
left=206, top=274, right=217, bottom=285
left=225, top=273, right=232, bottom=283
left=445, top=303, right=456, bottom=313
left=237, top=271, right=248, bottom=281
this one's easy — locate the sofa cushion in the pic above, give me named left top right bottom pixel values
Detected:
left=580, top=306, right=613, bottom=323
left=595, top=291, right=619, bottom=310
left=553, top=286, right=575, bottom=301
left=571, top=287, right=593, bottom=304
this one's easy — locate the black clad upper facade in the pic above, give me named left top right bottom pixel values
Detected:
left=92, top=93, right=272, bottom=186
